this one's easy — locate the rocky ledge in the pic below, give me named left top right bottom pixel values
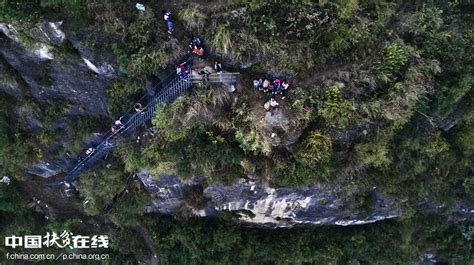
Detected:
left=138, top=172, right=403, bottom=228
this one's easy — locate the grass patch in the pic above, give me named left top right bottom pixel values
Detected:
left=211, top=24, right=232, bottom=55
left=178, top=3, right=207, bottom=32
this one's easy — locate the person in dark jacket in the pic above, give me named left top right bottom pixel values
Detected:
left=272, top=79, right=281, bottom=95
left=214, top=61, right=222, bottom=73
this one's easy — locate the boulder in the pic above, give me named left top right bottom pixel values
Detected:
left=27, top=160, right=63, bottom=178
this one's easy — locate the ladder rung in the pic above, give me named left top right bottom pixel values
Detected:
left=65, top=60, right=214, bottom=182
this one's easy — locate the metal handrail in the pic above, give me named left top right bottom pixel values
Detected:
left=61, top=55, right=241, bottom=185
left=64, top=57, right=194, bottom=183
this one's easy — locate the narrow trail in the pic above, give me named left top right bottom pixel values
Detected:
left=298, top=4, right=405, bottom=88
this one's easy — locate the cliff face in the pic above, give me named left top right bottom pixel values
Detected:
left=138, top=172, right=403, bottom=227
left=0, top=21, right=118, bottom=177
left=0, top=21, right=116, bottom=116
left=138, top=171, right=474, bottom=227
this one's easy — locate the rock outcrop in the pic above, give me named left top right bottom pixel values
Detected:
left=0, top=20, right=119, bottom=177
left=0, top=21, right=117, bottom=117
left=138, top=172, right=403, bottom=228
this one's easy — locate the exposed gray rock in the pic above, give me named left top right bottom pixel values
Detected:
left=81, top=57, right=116, bottom=77
left=65, top=27, right=119, bottom=79
left=418, top=249, right=438, bottom=265
left=14, top=104, right=43, bottom=132
left=0, top=23, right=20, bottom=42
left=264, top=108, right=288, bottom=127
left=27, top=160, right=63, bottom=178
left=0, top=57, right=24, bottom=98
left=279, top=129, right=304, bottom=147
left=264, top=108, right=305, bottom=147
left=83, top=133, right=106, bottom=148
left=138, top=172, right=403, bottom=227
left=432, top=115, right=458, bottom=132
left=0, top=20, right=120, bottom=178
left=0, top=21, right=116, bottom=117
left=138, top=171, right=192, bottom=214
left=416, top=201, right=474, bottom=223
left=36, top=21, right=66, bottom=45
left=265, top=108, right=282, bottom=127
left=0, top=176, right=11, bottom=185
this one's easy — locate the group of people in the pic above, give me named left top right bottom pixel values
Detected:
left=177, top=61, right=190, bottom=79
left=179, top=60, right=224, bottom=82
left=253, top=78, right=290, bottom=98
left=197, top=61, right=223, bottom=80
left=189, top=37, right=205, bottom=61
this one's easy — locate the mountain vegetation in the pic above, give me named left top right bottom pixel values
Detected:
left=0, top=0, right=472, bottom=263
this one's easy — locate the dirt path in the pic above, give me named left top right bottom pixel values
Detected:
left=298, top=4, right=405, bottom=88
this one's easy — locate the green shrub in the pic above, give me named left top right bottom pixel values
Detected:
left=185, top=130, right=243, bottom=183
left=419, top=131, right=449, bottom=158
left=127, top=49, right=167, bottom=78
left=34, top=64, right=53, bottom=87
left=111, top=42, right=130, bottom=73
left=106, top=5, right=175, bottom=86
left=146, top=94, right=244, bottom=182
left=235, top=129, right=271, bottom=156
left=319, top=84, right=356, bottom=128
left=453, top=121, right=474, bottom=157
left=462, top=176, right=474, bottom=202
left=0, top=95, right=35, bottom=175
left=79, top=164, right=126, bottom=216
left=63, top=116, right=109, bottom=155
left=322, top=84, right=343, bottom=104
left=275, top=158, right=333, bottom=187
left=127, top=9, right=161, bottom=50
left=295, top=130, right=332, bottom=166
left=178, top=4, right=207, bottom=32
left=335, top=0, right=359, bottom=19
left=183, top=185, right=209, bottom=210
left=121, top=148, right=145, bottom=173
left=108, top=182, right=148, bottom=228
left=0, top=129, right=34, bottom=175
left=374, top=41, right=409, bottom=83
left=432, top=75, right=472, bottom=118
left=354, top=139, right=391, bottom=169
left=211, top=23, right=232, bottom=55
left=410, top=7, right=444, bottom=44
left=289, top=87, right=309, bottom=106
left=107, top=81, right=136, bottom=116
left=152, top=99, right=188, bottom=142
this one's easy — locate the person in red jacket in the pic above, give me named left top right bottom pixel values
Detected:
left=198, top=47, right=205, bottom=61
